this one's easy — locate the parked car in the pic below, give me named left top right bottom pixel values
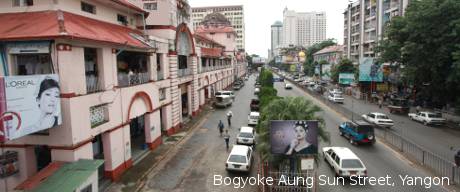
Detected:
left=215, top=95, right=233, bottom=108
left=285, top=83, right=293, bottom=89
left=215, top=91, right=235, bottom=100
left=329, top=88, right=343, bottom=95
left=233, top=83, right=243, bottom=90
left=328, top=93, right=344, bottom=103
left=408, top=111, right=446, bottom=126
left=361, top=112, right=394, bottom=128
left=248, top=112, right=260, bottom=126
left=323, top=147, right=367, bottom=177
left=339, top=120, right=375, bottom=145
left=388, top=98, right=410, bottom=114
left=236, top=127, right=256, bottom=146
left=250, top=98, right=260, bottom=111
left=226, top=145, right=253, bottom=173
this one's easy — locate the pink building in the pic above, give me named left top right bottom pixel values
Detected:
left=0, top=0, right=246, bottom=191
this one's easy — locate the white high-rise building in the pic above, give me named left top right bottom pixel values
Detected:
left=282, top=8, right=327, bottom=48
left=191, top=5, right=245, bottom=51
left=270, top=21, right=283, bottom=58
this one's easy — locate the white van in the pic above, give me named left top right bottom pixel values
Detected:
left=215, top=95, right=233, bottom=108
left=226, top=145, right=253, bottom=172
left=215, top=91, right=235, bottom=100
left=322, top=147, right=367, bottom=177
left=237, top=127, right=256, bottom=146
left=248, top=112, right=260, bottom=126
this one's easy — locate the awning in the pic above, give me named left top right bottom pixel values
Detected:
left=0, top=10, right=151, bottom=49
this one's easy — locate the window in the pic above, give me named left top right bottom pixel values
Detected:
left=144, top=2, right=157, bottom=10
left=156, top=53, right=162, bottom=71
left=81, top=2, right=95, bottom=14
left=117, top=14, right=128, bottom=26
left=159, top=88, right=166, bottom=101
left=90, top=104, right=109, bottom=128
left=12, top=0, right=33, bottom=6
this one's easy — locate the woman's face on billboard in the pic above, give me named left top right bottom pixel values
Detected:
left=295, top=126, right=307, bottom=140
left=38, top=87, right=59, bottom=114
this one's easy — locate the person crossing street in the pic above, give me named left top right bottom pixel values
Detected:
left=227, top=110, right=233, bottom=127
left=223, top=129, right=230, bottom=151
left=218, top=120, right=224, bottom=136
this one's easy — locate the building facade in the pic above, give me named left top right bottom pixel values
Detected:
left=270, top=21, right=283, bottom=59
left=191, top=5, right=245, bottom=51
left=282, top=8, right=327, bottom=48
left=0, top=0, right=245, bottom=191
left=313, top=45, right=344, bottom=80
left=343, top=0, right=410, bottom=63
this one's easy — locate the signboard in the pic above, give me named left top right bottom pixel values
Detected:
left=0, top=151, right=19, bottom=178
left=270, top=120, right=318, bottom=155
left=339, top=73, right=355, bottom=85
left=275, top=56, right=282, bottom=64
left=359, top=57, right=383, bottom=82
left=0, top=74, right=61, bottom=141
left=289, top=64, right=296, bottom=72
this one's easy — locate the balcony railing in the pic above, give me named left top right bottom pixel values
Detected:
left=118, top=72, right=150, bottom=87
left=199, top=65, right=232, bottom=73
left=178, top=68, right=192, bottom=77
left=86, top=75, right=104, bottom=94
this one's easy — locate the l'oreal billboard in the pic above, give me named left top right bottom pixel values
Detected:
left=359, top=57, right=383, bottom=82
left=0, top=74, right=61, bottom=141
left=270, top=120, right=318, bottom=156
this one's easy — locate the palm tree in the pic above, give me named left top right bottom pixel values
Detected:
left=256, top=97, right=330, bottom=167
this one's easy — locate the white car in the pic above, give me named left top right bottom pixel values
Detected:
left=215, top=91, right=235, bottom=100
left=323, top=147, right=367, bottom=177
left=285, top=83, right=293, bottom=89
left=361, top=112, right=394, bottom=127
left=329, top=88, right=343, bottom=95
left=226, top=145, right=253, bottom=172
left=254, top=87, right=260, bottom=94
left=328, top=93, right=344, bottom=103
left=236, top=127, right=256, bottom=146
left=248, top=112, right=260, bottom=126
left=408, top=111, right=446, bottom=126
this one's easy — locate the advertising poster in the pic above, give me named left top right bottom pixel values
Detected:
left=270, top=120, right=318, bottom=155
left=359, top=57, right=383, bottom=82
left=339, top=73, right=355, bottom=85
left=1, top=74, right=61, bottom=141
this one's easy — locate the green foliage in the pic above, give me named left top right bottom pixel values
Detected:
left=330, top=58, right=357, bottom=83
left=303, top=39, right=337, bottom=75
left=376, top=0, right=460, bottom=107
left=256, top=97, right=330, bottom=163
left=259, top=68, right=274, bottom=87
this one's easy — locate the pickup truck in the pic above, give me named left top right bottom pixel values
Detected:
left=408, top=111, right=446, bottom=126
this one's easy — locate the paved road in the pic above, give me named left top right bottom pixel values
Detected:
left=275, top=79, right=451, bottom=192
left=141, top=76, right=259, bottom=192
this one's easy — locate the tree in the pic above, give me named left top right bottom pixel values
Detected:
left=303, top=39, right=337, bottom=76
left=330, top=58, right=356, bottom=83
left=376, top=0, right=460, bottom=108
left=256, top=97, right=330, bottom=164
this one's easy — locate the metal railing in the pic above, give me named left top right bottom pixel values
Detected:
left=86, top=75, right=104, bottom=93
left=178, top=68, right=192, bottom=77
left=281, top=75, right=460, bottom=185
left=118, top=72, right=150, bottom=87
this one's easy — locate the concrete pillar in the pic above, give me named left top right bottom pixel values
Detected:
left=144, top=111, right=162, bottom=150
left=169, top=55, right=181, bottom=135
left=57, top=46, right=86, bottom=95
left=102, top=126, right=132, bottom=181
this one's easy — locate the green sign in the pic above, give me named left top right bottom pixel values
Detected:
left=339, top=73, right=354, bottom=85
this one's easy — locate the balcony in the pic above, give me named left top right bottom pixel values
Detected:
left=118, top=72, right=150, bottom=87
left=178, top=68, right=192, bottom=77
left=86, top=75, right=104, bottom=94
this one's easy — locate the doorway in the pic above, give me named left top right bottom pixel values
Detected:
left=130, top=115, right=147, bottom=161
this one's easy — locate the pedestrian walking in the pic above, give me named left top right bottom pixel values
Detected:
left=223, top=129, right=230, bottom=151
left=378, top=99, right=383, bottom=109
left=218, top=120, right=224, bottom=136
left=227, top=110, right=233, bottom=127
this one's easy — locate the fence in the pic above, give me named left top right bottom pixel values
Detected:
left=282, top=75, right=460, bottom=185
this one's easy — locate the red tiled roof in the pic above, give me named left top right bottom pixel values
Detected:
left=111, top=0, right=149, bottom=15
left=15, top=161, right=65, bottom=190
left=201, top=47, right=223, bottom=58
left=194, top=33, right=225, bottom=48
left=0, top=10, right=150, bottom=49
left=313, top=45, right=344, bottom=55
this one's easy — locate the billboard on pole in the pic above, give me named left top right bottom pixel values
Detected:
left=270, top=120, right=318, bottom=155
left=359, top=57, right=383, bottom=82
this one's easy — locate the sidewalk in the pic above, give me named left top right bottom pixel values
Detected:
left=104, top=105, right=213, bottom=192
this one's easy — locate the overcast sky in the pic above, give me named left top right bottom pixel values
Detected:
left=189, top=0, right=350, bottom=58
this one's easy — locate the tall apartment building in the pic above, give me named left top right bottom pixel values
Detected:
left=282, top=8, right=327, bottom=48
left=343, top=0, right=410, bottom=63
left=270, top=21, right=283, bottom=59
left=191, top=5, right=245, bottom=51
